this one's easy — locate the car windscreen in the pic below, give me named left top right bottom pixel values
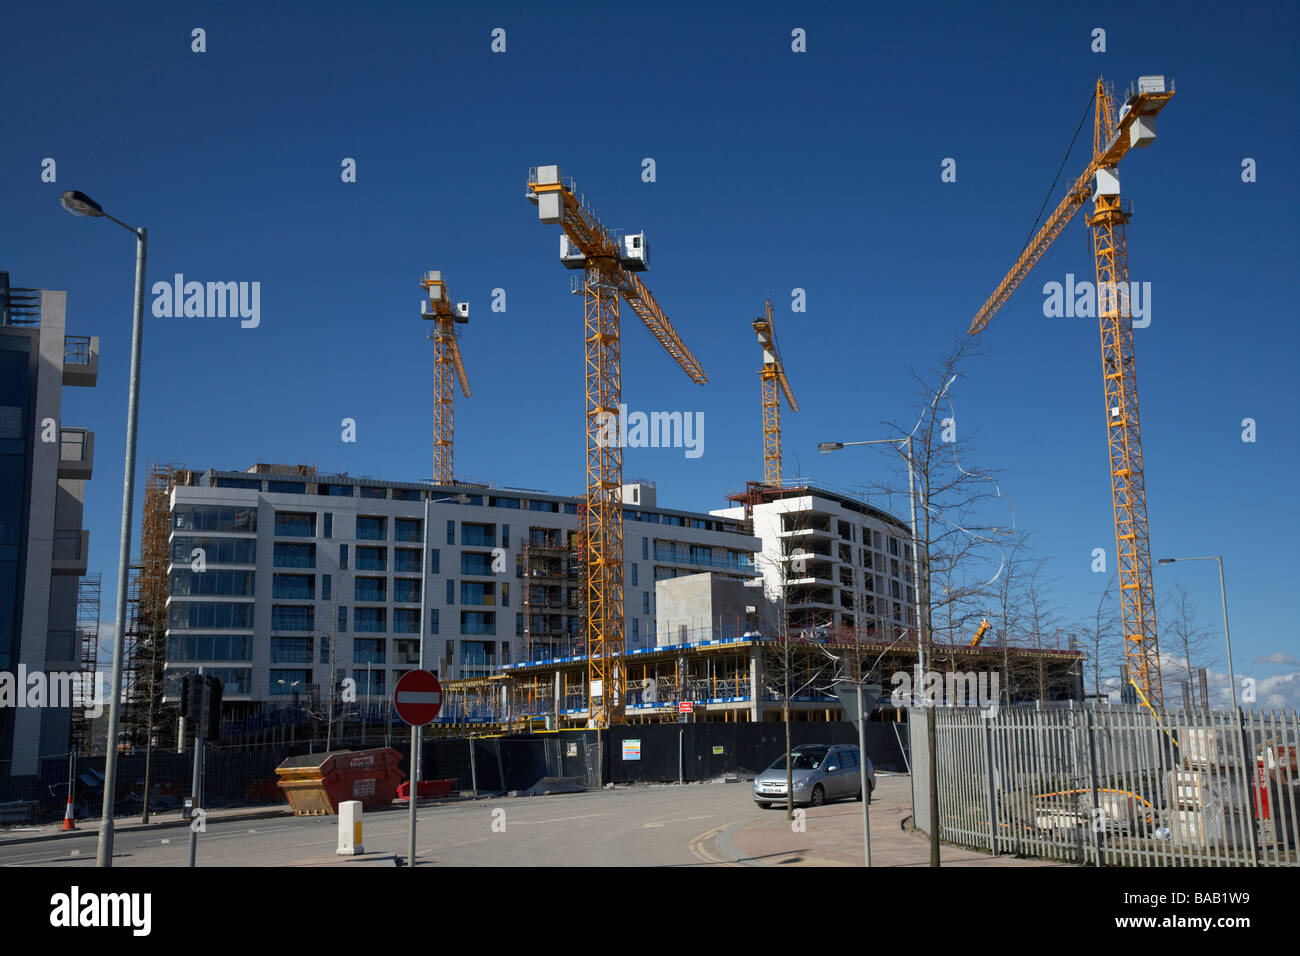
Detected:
left=767, top=749, right=828, bottom=771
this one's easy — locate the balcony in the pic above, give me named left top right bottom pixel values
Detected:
left=63, top=335, right=99, bottom=387
left=652, top=547, right=755, bottom=573
left=51, top=529, right=89, bottom=575
left=58, top=428, right=94, bottom=480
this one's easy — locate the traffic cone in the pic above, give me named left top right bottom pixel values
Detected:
left=61, top=795, right=77, bottom=831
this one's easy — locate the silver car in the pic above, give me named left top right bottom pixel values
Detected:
left=752, top=744, right=875, bottom=808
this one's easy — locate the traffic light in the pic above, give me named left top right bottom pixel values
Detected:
left=203, top=676, right=223, bottom=742
left=180, top=675, right=224, bottom=742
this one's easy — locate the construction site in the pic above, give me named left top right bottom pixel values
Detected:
left=79, top=75, right=1200, bottom=757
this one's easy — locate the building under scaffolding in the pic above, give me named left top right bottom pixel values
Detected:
left=68, top=571, right=101, bottom=753
left=522, top=520, right=587, bottom=662
left=438, top=631, right=1084, bottom=732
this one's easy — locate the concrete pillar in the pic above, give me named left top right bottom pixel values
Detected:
left=749, top=644, right=761, bottom=722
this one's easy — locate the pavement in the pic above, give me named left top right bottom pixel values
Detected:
left=701, top=774, right=1065, bottom=867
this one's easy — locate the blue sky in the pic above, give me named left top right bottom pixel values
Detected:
left=3, top=1, right=1297, bottom=704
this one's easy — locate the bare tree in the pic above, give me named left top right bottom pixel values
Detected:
left=1083, top=573, right=1123, bottom=701
left=1161, top=583, right=1218, bottom=709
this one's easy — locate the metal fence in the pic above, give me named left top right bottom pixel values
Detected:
left=914, top=704, right=1299, bottom=866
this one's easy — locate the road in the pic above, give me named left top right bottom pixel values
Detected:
left=0, top=782, right=764, bottom=867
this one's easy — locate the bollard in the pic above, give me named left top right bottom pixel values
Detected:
left=337, top=800, right=364, bottom=856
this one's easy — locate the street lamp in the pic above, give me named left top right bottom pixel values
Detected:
left=820, top=434, right=939, bottom=866
left=1157, top=556, right=1237, bottom=709
left=61, top=190, right=148, bottom=869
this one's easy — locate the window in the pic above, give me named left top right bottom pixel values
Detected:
left=394, top=579, right=420, bottom=603
left=323, top=512, right=332, bottom=538
left=889, top=536, right=900, bottom=556
left=461, top=523, right=495, bottom=547
left=447, top=579, right=455, bottom=605
left=275, top=512, right=316, bottom=537
left=392, top=488, right=420, bottom=501
left=489, top=496, right=520, bottom=509
left=167, top=602, right=253, bottom=630
left=326, top=484, right=354, bottom=497
left=395, top=518, right=422, bottom=542
left=320, top=634, right=331, bottom=664
left=502, top=582, right=509, bottom=607
left=430, top=609, right=439, bottom=635
left=169, top=569, right=256, bottom=597
left=502, top=640, right=512, bottom=663
left=272, top=605, right=315, bottom=631
left=461, top=552, right=495, bottom=575
left=357, top=516, right=387, bottom=541
left=354, top=607, right=387, bottom=633
left=171, top=536, right=256, bottom=565
left=353, top=638, right=385, bottom=664
left=395, top=549, right=422, bottom=573
left=339, top=544, right=348, bottom=570
left=631, top=618, right=639, bottom=642
left=270, top=637, right=313, bottom=664
left=173, top=505, right=256, bottom=533
left=515, top=614, right=523, bottom=637
left=356, top=546, right=386, bottom=571
left=447, top=520, right=455, bottom=545
left=445, top=640, right=454, bottom=661
left=165, top=634, right=253, bottom=661
left=352, top=668, right=385, bottom=695
left=216, top=477, right=261, bottom=490
left=460, top=612, right=495, bottom=636
left=359, top=486, right=386, bottom=499
left=564, top=503, right=577, bottom=514
left=271, top=574, right=313, bottom=600
left=642, top=537, right=648, bottom=560
left=394, top=608, right=420, bottom=633
left=338, top=605, right=347, bottom=632
left=355, top=577, right=387, bottom=602
left=322, top=574, right=332, bottom=602
left=429, top=549, right=440, bottom=574
left=630, top=564, right=638, bottom=587
left=643, top=592, right=650, bottom=614
left=503, top=524, right=510, bottom=548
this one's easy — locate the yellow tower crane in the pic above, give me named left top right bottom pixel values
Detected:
left=526, top=165, right=708, bottom=728
left=420, top=271, right=471, bottom=485
left=753, top=299, right=799, bottom=486
left=967, top=75, right=1174, bottom=705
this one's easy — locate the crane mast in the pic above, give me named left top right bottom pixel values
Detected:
left=420, top=271, right=471, bottom=485
left=753, top=299, right=798, bottom=486
left=967, top=76, right=1173, bottom=706
left=527, top=165, right=707, bottom=727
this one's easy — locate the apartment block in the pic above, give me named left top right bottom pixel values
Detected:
left=161, top=466, right=760, bottom=713
left=713, top=483, right=918, bottom=640
left=0, top=273, right=99, bottom=770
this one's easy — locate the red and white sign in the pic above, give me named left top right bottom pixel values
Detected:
left=394, top=669, right=443, bottom=726
left=678, top=701, right=694, bottom=713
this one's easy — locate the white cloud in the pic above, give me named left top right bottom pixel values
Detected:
left=1255, top=652, right=1300, bottom=667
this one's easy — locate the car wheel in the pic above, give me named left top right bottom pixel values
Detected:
left=755, top=801, right=771, bottom=809
left=855, top=787, right=863, bottom=802
left=811, top=784, right=825, bottom=807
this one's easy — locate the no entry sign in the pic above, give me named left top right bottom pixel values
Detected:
left=394, top=669, right=443, bottom=726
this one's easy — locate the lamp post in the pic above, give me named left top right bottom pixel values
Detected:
left=409, top=490, right=469, bottom=866
left=820, top=435, right=940, bottom=867
left=60, top=190, right=147, bottom=869
left=1157, top=556, right=1237, bottom=709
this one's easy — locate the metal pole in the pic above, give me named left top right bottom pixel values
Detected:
left=678, top=728, right=683, bottom=785
left=187, top=669, right=205, bottom=868
left=97, top=224, right=147, bottom=869
left=469, top=736, right=478, bottom=796
left=904, top=436, right=940, bottom=867
left=141, top=633, right=158, bottom=824
left=408, top=492, right=432, bottom=867
left=857, top=683, right=871, bottom=867
left=1216, top=557, right=1237, bottom=709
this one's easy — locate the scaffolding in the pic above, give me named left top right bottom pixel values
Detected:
left=123, top=462, right=187, bottom=747
left=522, top=517, right=587, bottom=663
left=68, top=571, right=101, bottom=753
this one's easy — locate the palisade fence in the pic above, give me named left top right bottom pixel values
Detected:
left=911, top=704, right=1299, bottom=867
